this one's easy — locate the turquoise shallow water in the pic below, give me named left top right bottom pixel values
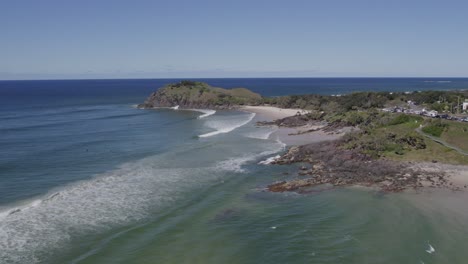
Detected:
left=1, top=79, right=468, bottom=263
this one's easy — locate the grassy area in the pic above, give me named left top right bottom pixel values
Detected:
left=422, top=123, right=446, bottom=137
left=417, top=118, right=468, bottom=152
left=440, top=121, right=468, bottom=151
left=142, top=81, right=262, bottom=108
left=386, top=139, right=468, bottom=165
left=342, top=113, right=468, bottom=165
left=382, top=118, right=468, bottom=165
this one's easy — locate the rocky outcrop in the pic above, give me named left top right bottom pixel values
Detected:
left=256, top=115, right=312, bottom=127
left=138, top=81, right=262, bottom=109
left=267, top=141, right=448, bottom=193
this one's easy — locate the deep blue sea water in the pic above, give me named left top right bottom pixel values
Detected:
left=1, top=78, right=468, bottom=263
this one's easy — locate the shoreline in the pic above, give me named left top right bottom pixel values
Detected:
left=241, top=105, right=468, bottom=193
left=240, top=105, right=309, bottom=121
left=141, top=103, right=468, bottom=192
left=412, top=162, right=468, bottom=189
left=241, top=105, right=343, bottom=146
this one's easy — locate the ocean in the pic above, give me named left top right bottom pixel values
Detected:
left=1, top=78, right=468, bottom=263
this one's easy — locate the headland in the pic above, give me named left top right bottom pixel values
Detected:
left=140, top=81, right=468, bottom=193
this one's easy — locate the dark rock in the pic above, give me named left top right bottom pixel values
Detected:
left=267, top=140, right=447, bottom=193
left=257, top=115, right=322, bottom=128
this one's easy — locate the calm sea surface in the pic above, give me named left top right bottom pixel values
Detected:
left=1, top=78, right=468, bottom=263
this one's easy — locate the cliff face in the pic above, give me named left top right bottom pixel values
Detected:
left=138, top=81, right=262, bottom=109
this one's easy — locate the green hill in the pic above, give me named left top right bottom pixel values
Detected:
left=138, top=81, right=262, bottom=109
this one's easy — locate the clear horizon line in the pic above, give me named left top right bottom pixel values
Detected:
left=1, top=76, right=468, bottom=82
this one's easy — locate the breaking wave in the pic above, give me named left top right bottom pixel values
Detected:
left=193, top=109, right=216, bottom=119
left=0, top=155, right=231, bottom=263
left=152, top=107, right=216, bottom=119
left=244, top=127, right=277, bottom=140
left=199, top=113, right=256, bottom=138
left=258, top=155, right=281, bottom=165
left=216, top=142, right=285, bottom=172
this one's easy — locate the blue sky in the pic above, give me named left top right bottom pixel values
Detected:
left=1, top=0, right=467, bottom=79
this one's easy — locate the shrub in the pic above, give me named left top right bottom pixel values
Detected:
left=398, top=132, right=426, bottom=149
left=422, top=125, right=445, bottom=137
left=388, top=114, right=411, bottom=125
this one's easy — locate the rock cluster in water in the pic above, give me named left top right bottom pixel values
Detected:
left=267, top=141, right=450, bottom=193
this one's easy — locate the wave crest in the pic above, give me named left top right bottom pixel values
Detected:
left=193, top=109, right=216, bottom=119
left=199, top=113, right=256, bottom=138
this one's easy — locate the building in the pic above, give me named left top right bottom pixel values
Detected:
left=463, top=100, right=468, bottom=111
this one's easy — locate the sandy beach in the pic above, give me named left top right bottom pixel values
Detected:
left=242, top=105, right=349, bottom=146
left=273, top=126, right=350, bottom=146
left=413, top=162, right=468, bottom=189
left=241, top=105, right=309, bottom=120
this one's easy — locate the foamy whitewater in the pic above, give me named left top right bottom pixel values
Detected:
left=0, top=150, right=278, bottom=263
left=159, top=107, right=216, bottom=119
left=0, top=105, right=284, bottom=263
left=194, top=109, right=217, bottom=119
left=244, top=127, right=278, bottom=140
left=199, top=112, right=256, bottom=138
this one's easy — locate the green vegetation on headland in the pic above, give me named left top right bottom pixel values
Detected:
left=141, top=80, right=468, bottom=115
left=140, top=81, right=468, bottom=165
left=264, top=90, right=468, bottom=115
left=266, top=110, right=468, bottom=192
left=343, top=113, right=468, bottom=165
left=138, top=81, right=262, bottom=109
left=261, top=89, right=468, bottom=165
left=139, top=81, right=468, bottom=192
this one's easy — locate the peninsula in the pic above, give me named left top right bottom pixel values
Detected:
left=138, top=80, right=262, bottom=109
left=141, top=81, right=468, bottom=193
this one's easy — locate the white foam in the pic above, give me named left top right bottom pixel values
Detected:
left=199, top=113, right=256, bottom=138
left=258, top=155, right=281, bottom=165
left=216, top=156, right=255, bottom=173
left=147, top=107, right=216, bottom=119
left=0, top=156, right=225, bottom=263
left=193, top=109, right=216, bottom=119
left=244, top=127, right=277, bottom=140
left=275, top=136, right=287, bottom=150
left=216, top=143, right=285, bottom=172
left=426, top=243, right=435, bottom=254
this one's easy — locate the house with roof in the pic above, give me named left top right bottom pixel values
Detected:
left=463, top=99, right=468, bottom=112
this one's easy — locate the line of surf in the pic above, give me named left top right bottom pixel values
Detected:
left=199, top=113, right=256, bottom=138
left=193, top=109, right=217, bottom=119
left=215, top=139, right=285, bottom=172
left=142, top=105, right=217, bottom=119
left=0, top=153, right=233, bottom=263
left=243, top=127, right=278, bottom=140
